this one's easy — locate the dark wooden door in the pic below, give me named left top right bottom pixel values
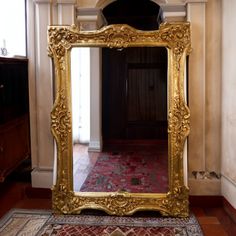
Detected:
left=102, top=47, right=167, bottom=141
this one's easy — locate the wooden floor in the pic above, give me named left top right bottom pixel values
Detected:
left=0, top=176, right=236, bottom=235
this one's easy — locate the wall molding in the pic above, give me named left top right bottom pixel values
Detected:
left=29, top=0, right=76, bottom=188
left=221, top=174, right=236, bottom=209
left=188, top=177, right=221, bottom=195
left=221, top=173, right=236, bottom=187
left=26, top=0, right=38, bottom=168
left=31, top=168, right=53, bottom=189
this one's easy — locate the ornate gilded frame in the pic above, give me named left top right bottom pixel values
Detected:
left=48, top=22, right=191, bottom=217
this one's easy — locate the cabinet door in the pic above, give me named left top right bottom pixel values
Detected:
left=0, top=116, right=30, bottom=182
left=0, top=65, right=4, bottom=122
left=0, top=136, right=7, bottom=181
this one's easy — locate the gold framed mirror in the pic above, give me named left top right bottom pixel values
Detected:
left=48, top=22, right=191, bottom=217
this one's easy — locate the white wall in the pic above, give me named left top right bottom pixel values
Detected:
left=221, top=0, right=236, bottom=209
left=28, top=0, right=76, bottom=188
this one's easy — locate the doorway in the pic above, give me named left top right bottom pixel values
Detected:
left=102, top=47, right=168, bottom=145
left=101, top=0, right=165, bottom=148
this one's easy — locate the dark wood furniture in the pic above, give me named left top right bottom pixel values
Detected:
left=0, top=57, right=30, bottom=182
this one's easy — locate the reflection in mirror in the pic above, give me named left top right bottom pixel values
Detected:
left=72, top=47, right=168, bottom=194
left=71, top=47, right=91, bottom=191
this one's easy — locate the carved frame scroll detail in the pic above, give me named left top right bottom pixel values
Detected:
left=48, top=22, right=191, bottom=217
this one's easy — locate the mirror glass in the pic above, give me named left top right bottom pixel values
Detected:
left=71, top=46, right=168, bottom=194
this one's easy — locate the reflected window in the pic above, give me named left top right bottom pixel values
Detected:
left=0, top=0, right=26, bottom=57
left=71, top=48, right=90, bottom=143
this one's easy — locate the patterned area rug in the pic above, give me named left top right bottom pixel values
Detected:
left=80, top=149, right=168, bottom=193
left=0, top=209, right=204, bottom=236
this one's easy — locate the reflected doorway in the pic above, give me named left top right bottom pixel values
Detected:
left=102, top=47, right=168, bottom=144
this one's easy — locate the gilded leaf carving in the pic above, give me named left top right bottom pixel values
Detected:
left=48, top=23, right=191, bottom=52
left=51, top=90, right=71, bottom=151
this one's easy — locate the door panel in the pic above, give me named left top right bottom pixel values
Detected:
left=102, top=47, right=167, bottom=141
left=127, top=67, right=167, bottom=139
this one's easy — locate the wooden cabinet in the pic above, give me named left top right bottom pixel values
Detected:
left=0, top=57, right=30, bottom=182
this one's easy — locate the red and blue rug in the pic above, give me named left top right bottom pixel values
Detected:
left=80, top=149, right=168, bottom=193
left=0, top=209, right=203, bottom=236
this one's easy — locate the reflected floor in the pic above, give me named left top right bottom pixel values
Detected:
left=73, top=140, right=168, bottom=193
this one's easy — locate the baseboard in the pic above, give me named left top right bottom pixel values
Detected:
left=88, top=141, right=102, bottom=152
left=223, top=197, right=236, bottom=223
left=188, top=177, right=221, bottom=195
left=31, top=168, right=53, bottom=189
left=189, top=195, right=223, bottom=208
left=221, top=174, right=236, bottom=209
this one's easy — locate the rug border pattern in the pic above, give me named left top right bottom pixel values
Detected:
left=0, top=209, right=204, bottom=236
